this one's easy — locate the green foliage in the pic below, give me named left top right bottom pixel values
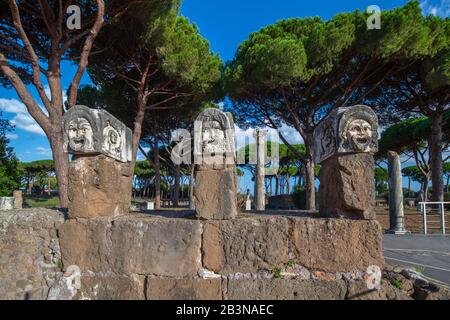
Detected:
left=0, top=115, right=21, bottom=196
left=134, top=160, right=154, bottom=177
left=390, top=279, right=403, bottom=290
left=85, top=2, right=222, bottom=135
left=291, top=186, right=307, bottom=210
left=444, top=192, right=450, bottom=202
left=402, top=165, right=425, bottom=184
left=158, top=16, right=222, bottom=92
left=23, top=196, right=59, bottom=208
left=272, top=267, right=282, bottom=279
left=57, top=258, right=64, bottom=270
left=285, top=259, right=297, bottom=268
left=378, top=110, right=450, bottom=158
left=374, top=167, right=388, bottom=196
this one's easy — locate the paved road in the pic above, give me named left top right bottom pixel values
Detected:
left=383, top=234, right=450, bottom=288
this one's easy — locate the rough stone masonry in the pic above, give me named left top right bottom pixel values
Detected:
left=63, top=105, right=133, bottom=218
left=0, top=208, right=388, bottom=300
left=314, top=105, right=379, bottom=219
left=193, top=108, right=238, bottom=220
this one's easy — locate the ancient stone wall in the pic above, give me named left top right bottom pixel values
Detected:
left=0, top=209, right=65, bottom=299
left=0, top=208, right=398, bottom=300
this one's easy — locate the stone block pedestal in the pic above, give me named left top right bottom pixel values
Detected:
left=319, top=153, right=376, bottom=219
left=68, top=155, right=133, bottom=218
left=194, top=168, right=237, bottom=220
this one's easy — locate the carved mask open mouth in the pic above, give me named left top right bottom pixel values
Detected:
left=346, top=119, right=372, bottom=152
left=68, top=118, right=94, bottom=152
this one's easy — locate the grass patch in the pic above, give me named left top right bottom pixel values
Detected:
left=390, top=279, right=403, bottom=290
left=272, top=267, right=282, bottom=279
left=285, top=259, right=297, bottom=268
left=24, top=196, right=60, bottom=208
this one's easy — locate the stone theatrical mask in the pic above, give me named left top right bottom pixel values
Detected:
left=194, top=108, right=236, bottom=165
left=102, top=121, right=123, bottom=157
left=63, top=105, right=132, bottom=162
left=344, top=119, right=373, bottom=152
left=67, top=117, right=95, bottom=153
left=313, top=105, right=378, bottom=164
left=202, top=120, right=227, bottom=154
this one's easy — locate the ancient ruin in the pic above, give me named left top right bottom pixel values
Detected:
left=315, top=105, right=379, bottom=219
left=193, top=108, right=238, bottom=219
left=388, top=151, right=407, bottom=234
left=254, top=130, right=268, bottom=211
left=63, top=105, right=133, bottom=218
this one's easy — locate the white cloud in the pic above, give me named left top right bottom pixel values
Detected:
left=44, top=85, right=68, bottom=107
left=0, top=98, right=46, bottom=135
left=35, top=147, right=52, bottom=156
left=5, top=133, right=18, bottom=140
left=420, top=0, right=450, bottom=17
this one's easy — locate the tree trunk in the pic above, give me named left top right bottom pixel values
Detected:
left=304, top=155, right=316, bottom=211
left=153, top=141, right=161, bottom=209
left=446, top=175, right=449, bottom=193
left=430, top=112, right=444, bottom=202
left=47, top=174, right=51, bottom=196
left=408, top=177, right=411, bottom=196
left=189, top=164, right=195, bottom=210
left=173, top=165, right=180, bottom=207
left=286, top=173, right=290, bottom=194
left=275, top=174, right=279, bottom=195
left=423, top=175, right=430, bottom=203
left=50, top=133, right=69, bottom=207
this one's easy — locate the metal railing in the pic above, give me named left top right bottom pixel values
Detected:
left=419, top=202, right=449, bottom=235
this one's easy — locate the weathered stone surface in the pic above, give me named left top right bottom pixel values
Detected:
left=58, top=218, right=110, bottom=272
left=76, top=274, right=146, bottom=300
left=226, top=278, right=347, bottom=300
left=0, top=197, right=14, bottom=211
left=63, top=105, right=132, bottom=162
left=194, top=168, right=238, bottom=220
left=110, top=217, right=201, bottom=276
left=0, top=209, right=65, bottom=299
left=202, top=217, right=290, bottom=273
left=388, top=151, right=406, bottom=233
left=68, top=155, right=133, bottom=218
left=346, top=280, right=412, bottom=300
left=291, top=217, right=384, bottom=272
left=146, top=278, right=222, bottom=300
left=60, top=215, right=201, bottom=276
left=13, top=190, right=23, bottom=209
left=319, top=153, right=376, bottom=219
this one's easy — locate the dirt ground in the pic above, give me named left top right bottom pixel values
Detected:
left=376, top=206, right=449, bottom=234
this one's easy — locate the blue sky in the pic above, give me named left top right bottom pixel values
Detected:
left=0, top=0, right=448, bottom=190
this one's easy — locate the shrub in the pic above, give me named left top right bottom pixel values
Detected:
left=291, top=186, right=307, bottom=210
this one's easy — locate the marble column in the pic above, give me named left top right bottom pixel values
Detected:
left=254, top=130, right=268, bottom=211
left=388, top=151, right=407, bottom=234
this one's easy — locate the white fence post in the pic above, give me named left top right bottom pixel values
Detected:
left=420, top=202, right=448, bottom=235
left=421, top=202, right=427, bottom=235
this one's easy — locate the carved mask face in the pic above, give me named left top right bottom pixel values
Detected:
left=346, top=119, right=372, bottom=152
left=202, top=120, right=226, bottom=154
left=67, top=118, right=94, bottom=152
